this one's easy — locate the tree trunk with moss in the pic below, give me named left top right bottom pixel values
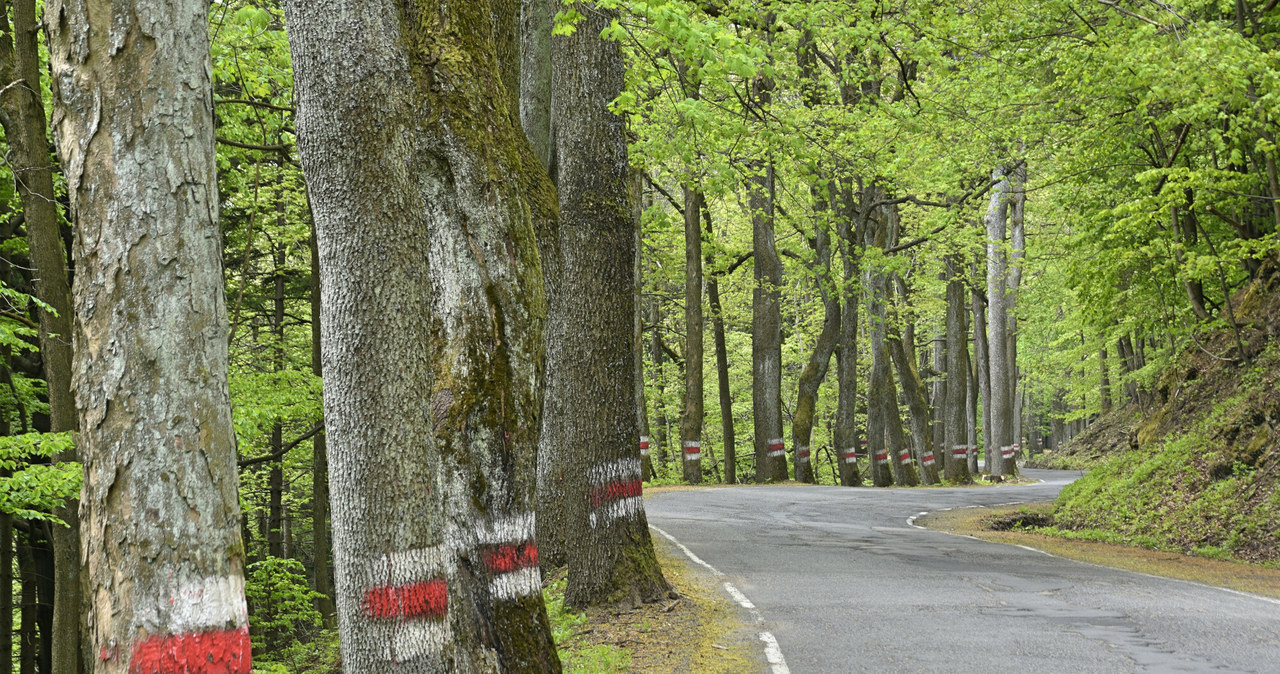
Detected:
left=0, top=2, right=81, bottom=670
left=635, top=196, right=654, bottom=482
left=46, top=1, right=249, bottom=671
left=679, top=187, right=705, bottom=485
left=833, top=183, right=863, bottom=487
left=283, top=1, right=560, bottom=669
left=751, top=160, right=786, bottom=483
left=791, top=212, right=839, bottom=484
left=539, top=2, right=671, bottom=609
left=944, top=257, right=973, bottom=484
left=985, top=166, right=1015, bottom=477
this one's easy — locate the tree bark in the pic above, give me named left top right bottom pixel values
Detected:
left=703, top=205, right=737, bottom=485
left=519, top=0, right=553, bottom=172
left=971, top=269, right=988, bottom=475
left=680, top=187, right=705, bottom=484
left=283, top=0, right=561, bottom=668
left=635, top=191, right=654, bottom=483
left=309, top=219, right=336, bottom=626
left=791, top=203, right=840, bottom=484
left=541, top=1, right=670, bottom=609
left=0, top=3, right=82, bottom=670
left=46, top=1, right=250, bottom=670
left=833, top=183, right=863, bottom=487
left=1007, top=162, right=1026, bottom=462
left=944, top=257, right=973, bottom=483
left=985, top=167, right=1015, bottom=476
left=1100, top=345, right=1113, bottom=415
left=751, top=160, right=786, bottom=482
left=268, top=244, right=287, bottom=560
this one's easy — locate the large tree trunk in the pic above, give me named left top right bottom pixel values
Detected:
left=283, top=1, right=560, bottom=669
left=540, top=1, right=670, bottom=609
left=944, top=257, right=973, bottom=483
left=833, top=183, right=863, bottom=487
left=0, top=3, right=82, bottom=670
left=791, top=207, right=840, bottom=484
left=679, top=188, right=705, bottom=485
left=972, top=262, right=990, bottom=475
left=309, top=221, right=336, bottom=626
left=751, top=161, right=786, bottom=482
left=519, top=0, right=553, bottom=172
left=46, top=1, right=250, bottom=671
left=1007, top=162, right=1027, bottom=463
left=985, top=167, right=1015, bottom=476
left=889, top=271, right=938, bottom=485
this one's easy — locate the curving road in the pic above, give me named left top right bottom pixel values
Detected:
left=644, top=469, right=1280, bottom=674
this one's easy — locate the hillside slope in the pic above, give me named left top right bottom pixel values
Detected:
left=1046, top=262, right=1280, bottom=566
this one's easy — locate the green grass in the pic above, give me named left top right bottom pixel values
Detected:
left=543, top=579, right=632, bottom=673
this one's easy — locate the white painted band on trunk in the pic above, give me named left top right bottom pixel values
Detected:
left=640, top=449, right=650, bottom=456
left=146, top=575, right=249, bottom=634
left=923, top=458, right=935, bottom=466
left=683, top=441, right=701, bottom=448
left=588, top=458, right=641, bottom=485
left=639, top=436, right=649, bottom=444
left=369, top=544, right=454, bottom=588
left=588, top=496, right=643, bottom=528
left=684, top=451, right=701, bottom=461
left=374, top=617, right=452, bottom=662
left=767, top=438, right=784, bottom=446
left=766, top=450, right=785, bottom=458
left=473, top=513, right=535, bottom=545
left=489, top=566, right=541, bottom=601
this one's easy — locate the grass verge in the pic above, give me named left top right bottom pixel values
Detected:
left=921, top=502, right=1280, bottom=600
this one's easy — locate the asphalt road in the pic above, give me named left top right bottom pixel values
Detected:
left=644, top=468, right=1280, bottom=674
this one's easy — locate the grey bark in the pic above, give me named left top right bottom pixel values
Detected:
left=541, top=1, right=670, bottom=608
left=703, top=204, right=737, bottom=485
left=944, top=257, right=972, bottom=483
left=833, top=182, right=863, bottom=487
left=1007, top=162, right=1026, bottom=460
left=791, top=216, right=839, bottom=485
left=680, top=187, right=705, bottom=484
left=985, top=167, right=1015, bottom=476
left=0, top=2, right=82, bottom=670
left=309, top=219, right=336, bottom=626
left=635, top=181, right=654, bottom=482
left=971, top=270, right=988, bottom=475
left=282, top=0, right=561, bottom=669
left=519, top=0, right=553, bottom=172
left=751, top=163, right=786, bottom=482
left=45, top=1, right=249, bottom=671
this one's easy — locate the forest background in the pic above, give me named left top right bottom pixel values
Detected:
left=0, top=0, right=1278, bottom=670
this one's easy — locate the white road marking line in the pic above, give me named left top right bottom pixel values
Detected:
left=650, top=525, right=790, bottom=674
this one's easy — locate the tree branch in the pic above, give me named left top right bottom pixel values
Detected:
left=215, top=98, right=296, bottom=113
left=238, top=420, right=324, bottom=468
left=1095, top=0, right=1164, bottom=27
left=216, top=136, right=291, bottom=153
left=642, top=173, right=685, bottom=214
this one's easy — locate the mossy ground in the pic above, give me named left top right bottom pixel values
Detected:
left=545, top=540, right=758, bottom=673
left=921, top=503, right=1280, bottom=599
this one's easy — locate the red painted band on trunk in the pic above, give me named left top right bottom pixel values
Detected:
left=683, top=447, right=700, bottom=455
left=874, top=452, right=887, bottom=461
left=767, top=443, right=784, bottom=451
left=588, top=479, right=643, bottom=508
left=362, top=579, right=448, bottom=620
left=898, top=451, right=910, bottom=461
left=481, top=541, right=538, bottom=574
left=952, top=449, right=967, bottom=457
left=922, top=452, right=935, bottom=461
left=797, top=450, right=810, bottom=458
left=842, top=452, right=857, bottom=460
left=859, top=440, right=868, bottom=446
left=639, top=441, right=649, bottom=449
left=129, top=627, right=251, bottom=674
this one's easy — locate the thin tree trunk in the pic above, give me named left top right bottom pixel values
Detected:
left=703, top=205, right=737, bottom=485
left=680, top=187, right=705, bottom=485
left=791, top=205, right=840, bottom=484
left=833, top=183, right=863, bottom=487
left=309, top=219, right=336, bottom=626
left=1100, top=345, right=1113, bottom=415
left=751, top=161, right=786, bottom=482
left=543, top=1, right=671, bottom=609
left=970, top=275, right=987, bottom=475
left=1007, top=162, right=1026, bottom=462
left=0, top=498, right=10, bottom=674
left=635, top=194, right=654, bottom=483
left=47, top=1, right=251, bottom=670
left=268, top=244, right=287, bottom=560
left=283, top=0, right=561, bottom=667
left=18, top=536, right=35, bottom=674
left=0, top=3, right=81, bottom=669
left=650, top=299, right=670, bottom=474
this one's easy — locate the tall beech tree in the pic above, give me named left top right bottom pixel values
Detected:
left=46, top=0, right=250, bottom=671
left=283, top=0, right=560, bottom=669
left=680, top=187, right=705, bottom=484
left=0, top=1, right=80, bottom=669
left=538, top=1, right=671, bottom=608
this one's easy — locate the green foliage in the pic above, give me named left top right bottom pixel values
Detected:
left=245, top=557, right=325, bottom=655
left=0, top=432, right=79, bottom=523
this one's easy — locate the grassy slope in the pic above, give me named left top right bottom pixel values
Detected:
left=1044, top=263, right=1280, bottom=567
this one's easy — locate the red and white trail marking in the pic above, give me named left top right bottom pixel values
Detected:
left=796, top=446, right=811, bottom=464
left=897, top=449, right=912, bottom=464
left=873, top=450, right=889, bottom=466
left=587, top=458, right=643, bottom=528
left=127, top=575, right=251, bottom=674
left=639, top=436, right=650, bottom=457
left=683, top=440, right=701, bottom=461
left=362, top=545, right=453, bottom=662
left=475, top=514, right=540, bottom=601
left=841, top=448, right=858, bottom=465
left=921, top=451, right=936, bottom=467
left=1001, top=446, right=1016, bottom=460
left=766, top=438, right=785, bottom=459
left=951, top=445, right=967, bottom=459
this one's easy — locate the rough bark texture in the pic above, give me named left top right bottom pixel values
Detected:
left=705, top=229, right=736, bottom=485
left=888, top=334, right=938, bottom=485
left=45, top=1, right=249, bottom=671
left=791, top=209, right=839, bottom=484
left=541, top=2, right=670, bottom=609
left=634, top=189, right=654, bottom=482
left=679, top=187, right=704, bottom=484
left=972, top=264, right=990, bottom=475
left=283, top=1, right=560, bottom=669
left=0, top=2, right=81, bottom=670
left=943, top=257, right=973, bottom=483
left=833, top=183, right=863, bottom=487
left=309, top=222, right=336, bottom=626
left=1007, top=163, right=1026, bottom=459
left=985, top=167, right=1014, bottom=476
left=519, top=0, right=553, bottom=172
left=751, top=161, right=786, bottom=483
